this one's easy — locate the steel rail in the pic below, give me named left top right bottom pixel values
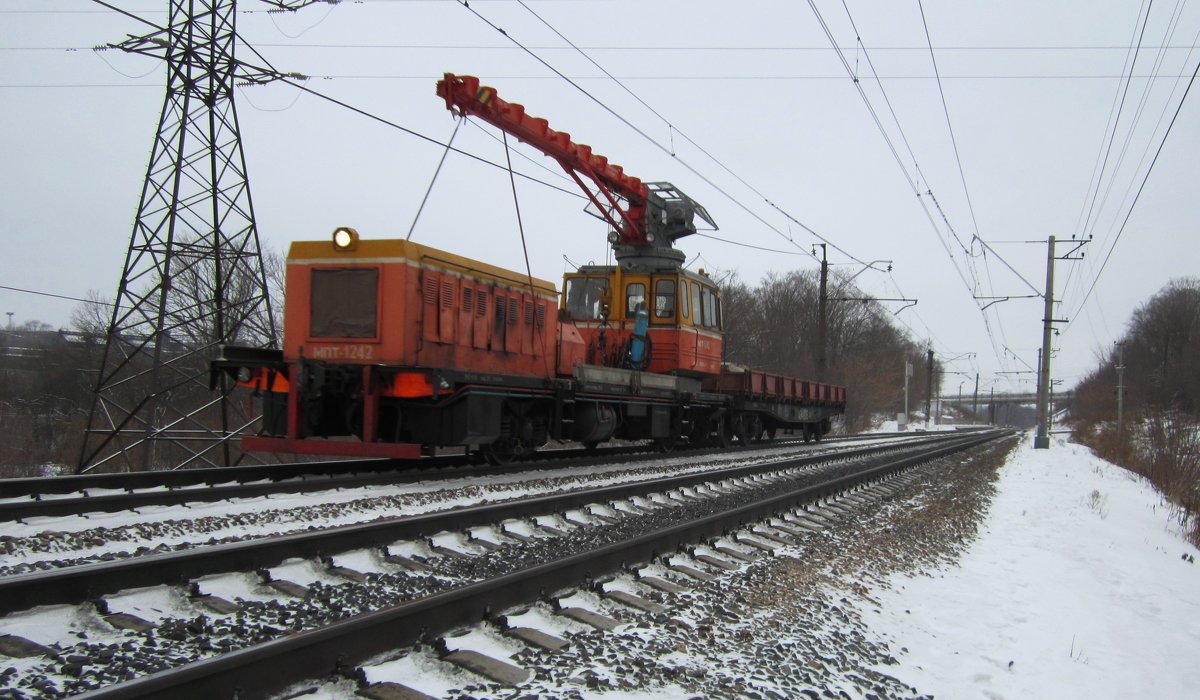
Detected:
left=76, top=430, right=1010, bottom=699
left=0, top=432, right=976, bottom=615
left=0, top=433, right=921, bottom=521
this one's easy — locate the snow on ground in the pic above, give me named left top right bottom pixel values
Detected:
left=866, top=430, right=1200, bottom=699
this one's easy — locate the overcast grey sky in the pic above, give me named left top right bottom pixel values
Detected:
left=2, top=0, right=1198, bottom=396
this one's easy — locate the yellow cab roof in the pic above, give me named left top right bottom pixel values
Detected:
left=288, top=238, right=558, bottom=296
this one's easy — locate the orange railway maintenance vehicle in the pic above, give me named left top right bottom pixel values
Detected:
left=213, top=74, right=846, bottom=463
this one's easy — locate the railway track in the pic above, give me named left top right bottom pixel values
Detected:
left=0, top=432, right=927, bottom=521
left=0, top=429, right=1009, bottom=699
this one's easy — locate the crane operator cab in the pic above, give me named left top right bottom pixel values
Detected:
left=562, top=271, right=723, bottom=380
left=562, top=181, right=723, bottom=377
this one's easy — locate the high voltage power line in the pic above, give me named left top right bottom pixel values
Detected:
left=55, top=0, right=1198, bottom=387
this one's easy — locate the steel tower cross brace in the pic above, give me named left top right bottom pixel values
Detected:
left=79, top=0, right=319, bottom=473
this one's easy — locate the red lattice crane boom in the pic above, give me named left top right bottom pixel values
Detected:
left=436, top=73, right=713, bottom=260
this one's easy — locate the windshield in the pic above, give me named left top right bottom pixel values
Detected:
left=564, top=277, right=609, bottom=320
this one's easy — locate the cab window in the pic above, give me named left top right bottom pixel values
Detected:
left=701, top=285, right=721, bottom=329
left=626, top=282, right=646, bottom=316
left=690, top=282, right=702, bottom=326
left=680, top=279, right=690, bottom=320
left=310, top=268, right=378, bottom=338
left=563, top=277, right=609, bottom=321
left=654, top=279, right=676, bottom=320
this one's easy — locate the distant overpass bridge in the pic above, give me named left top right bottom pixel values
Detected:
left=936, top=391, right=1074, bottom=427
left=939, top=391, right=1074, bottom=407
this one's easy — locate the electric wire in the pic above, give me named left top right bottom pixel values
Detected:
left=1070, top=0, right=1188, bottom=315
left=274, top=77, right=588, bottom=199
left=798, top=0, right=988, bottom=368
left=0, top=285, right=110, bottom=306
left=513, top=0, right=841, bottom=265
left=89, top=2, right=584, bottom=203
left=234, top=34, right=588, bottom=201
left=825, top=0, right=1043, bottom=378
left=1091, top=8, right=1197, bottom=253
left=237, top=42, right=1200, bottom=52
left=1072, top=0, right=1165, bottom=241
left=694, top=233, right=809, bottom=256
left=1063, top=1, right=1193, bottom=310
left=502, top=130, right=554, bottom=377
left=456, top=0, right=850, bottom=266
left=805, top=0, right=980, bottom=302
left=805, top=0, right=985, bottom=360
left=1085, top=0, right=1190, bottom=248
left=1077, top=0, right=1155, bottom=246
left=917, top=0, right=983, bottom=241
left=406, top=115, right=463, bottom=240
left=1065, top=47, right=1200, bottom=332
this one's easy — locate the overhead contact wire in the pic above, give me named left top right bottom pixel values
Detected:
left=232, top=34, right=588, bottom=201
left=1067, top=48, right=1200, bottom=331
left=460, top=0, right=855, bottom=265
left=917, top=0, right=983, bottom=243
left=515, top=0, right=856, bottom=264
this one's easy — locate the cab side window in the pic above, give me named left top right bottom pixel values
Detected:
left=564, top=277, right=609, bottom=320
left=654, top=279, right=676, bottom=320
left=690, top=282, right=702, bottom=326
left=680, top=279, right=690, bottom=320
left=701, top=286, right=721, bottom=329
left=626, top=283, right=646, bottom=316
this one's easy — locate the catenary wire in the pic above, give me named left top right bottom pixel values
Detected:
left=917, top=0, right=983, bottom=242
left=456, top=0, right=849, bottom=266
left=1065, top=47, right=1200, bottom=332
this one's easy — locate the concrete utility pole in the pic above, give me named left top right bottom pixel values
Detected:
left=1116, top=342, right=1126, bottom=438
left=903, top=360, right=912, bottom=428
left=1035, top=235, right=1089, bottom=449
left=816, top=243, right=828, bottom=380
left=972, top=373, right=979, bottom=425
left=1035, top=237, right=1056, bottom=449
left=925, top=349, right=934, bottom=428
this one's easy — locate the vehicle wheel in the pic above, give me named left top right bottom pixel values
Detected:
left=482, top=437, right=531, bottom=465
left=583, top=440, right=600, bottom=451
left=653, top=437, right=676, bottom=453
left=482, top=441, right=514, bottom=466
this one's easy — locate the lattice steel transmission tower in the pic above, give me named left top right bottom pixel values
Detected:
left=79, top=1, right=325, bottom=472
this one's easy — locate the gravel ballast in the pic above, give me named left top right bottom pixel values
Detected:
left=0, top=436, right=1015, bottom=698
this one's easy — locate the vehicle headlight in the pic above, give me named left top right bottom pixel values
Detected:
left=333, top=226, right=359, bottom=251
